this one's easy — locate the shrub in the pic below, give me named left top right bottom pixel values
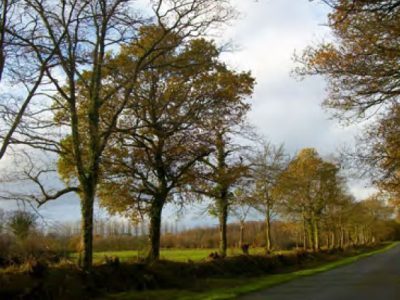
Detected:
left=7, top=211, right=37, bottom=241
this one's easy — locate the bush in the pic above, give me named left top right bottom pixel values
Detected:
left=7, top=211, right=38, bottom=241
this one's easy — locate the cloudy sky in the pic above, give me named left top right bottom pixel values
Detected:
left=0, top=0, right=375, bottom=227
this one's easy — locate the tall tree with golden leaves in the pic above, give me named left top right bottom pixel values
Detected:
left=274, top=148, right=340, bottom=251
left=76, top=35, right=254, bottom=261
left=193, top=117, right=253, bottom=257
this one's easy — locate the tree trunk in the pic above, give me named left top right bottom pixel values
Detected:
left=218, top=197, right=228, bottom=257
left=312, top=217, right=319, bottom=251
left=239, top=221, right=244, bottom=248
left=147, top=200, right=164, bottom=261
left=327, top=231, right=331, bottom=249
left=307, top=220, right=314, bottom=251
left=80, top=188, right=95, bottom=272
left=265, top=214, right=271, bottom=252
left=0, top=0, right=9, bottom=82
left=302, top=214, right=307, bottom=250
left=339, top=227, right=344, bottom=248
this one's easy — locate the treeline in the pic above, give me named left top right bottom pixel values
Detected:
left=2, top=138, right=400, bottom=265
left=2, top=205, right=398, bottom=261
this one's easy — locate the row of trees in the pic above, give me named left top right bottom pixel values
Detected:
left=297, top=0, right=400, bottom=215
left=229, top=146, right=397, bottom=253
left=1, top=203, right=396, bottom=257
left=0, top=0, right=242, bottom=271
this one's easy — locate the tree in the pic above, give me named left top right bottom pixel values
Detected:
left=350, top=194, right=394, bottom=245
left=3, top=0, right=235, bottom=272
left=231, top=180, right=254, bottom=250
left=250, top=142, right=288, bottom=252
left=358, top=106, right=400, bottom=198
left=274, top=148, right=341, bottom=251
left=194, top=131, right=252, bottom=257
left=298, top=0, right=400, bottom=121
left=0, top=0, right=59, bottom=161
left=93, top=36, right=253, bottom=261
left=7, top=210, right=37, bottom=240
left=318, top=185, right=355, bottom=249
left=0, top=0, right=8, bottom=81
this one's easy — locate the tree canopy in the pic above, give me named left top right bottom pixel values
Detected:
left=298, top=0, right=400, bottom=120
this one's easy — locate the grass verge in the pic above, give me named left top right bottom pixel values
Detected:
left=107, top=242, right=398, bottom=300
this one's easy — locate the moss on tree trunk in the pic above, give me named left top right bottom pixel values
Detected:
left=80, top=189, right=95, bottom=272
left=265, top=214, right=271, bottom=252
left=218, top=197, right=228, bottom=257
left=148, top=200, right=164, bottom=261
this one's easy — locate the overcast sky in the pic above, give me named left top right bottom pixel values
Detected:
left=0, top=0, right=376, bottom=227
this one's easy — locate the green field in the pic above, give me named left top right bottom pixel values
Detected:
left=75, top=247, right=287, bottom=263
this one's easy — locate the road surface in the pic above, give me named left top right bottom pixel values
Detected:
left=239, top=244, right=400, bottom=300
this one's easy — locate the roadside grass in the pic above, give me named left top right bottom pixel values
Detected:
left=106, top=242, right=399, bottom=300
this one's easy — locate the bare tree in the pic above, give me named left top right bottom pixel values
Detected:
left=0, top=0, right=61, bottom=161
left=250, top=141, right=288, bottom=252
left=231, top=179, right=254, bottom=250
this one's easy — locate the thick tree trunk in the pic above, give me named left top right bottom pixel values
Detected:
left=148, top=200, right=164, bottom=261
left=218, top=197, right=228, bottom=257
left=80, top=188, right=95, bottom=272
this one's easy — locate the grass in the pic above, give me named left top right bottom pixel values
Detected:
left=74, top=247, right=278, bottom=263
left=105, top=242, right=399, bottom=300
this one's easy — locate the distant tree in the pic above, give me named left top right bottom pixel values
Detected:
left=194, top=130, right=251, bottom=257
left=358, top=194, right=393, bottom=244
left=250, top=141, right=288, bottom=252
left=274, top=148, right=341, bottom=251
left=7, top=210, right=37, bottom=240
left=231, top=181, right=254, bottom=249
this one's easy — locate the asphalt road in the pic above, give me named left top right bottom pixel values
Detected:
left=239, top=244, right=400, bottom=300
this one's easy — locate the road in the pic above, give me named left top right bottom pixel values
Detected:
left=239, top=244, right=400, bottom=300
